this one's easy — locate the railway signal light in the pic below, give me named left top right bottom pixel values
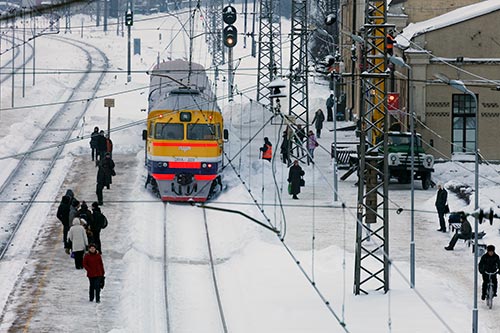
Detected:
left=125, top=9, right=133, bottom=26
left=222, top=5, right=237, bottom=48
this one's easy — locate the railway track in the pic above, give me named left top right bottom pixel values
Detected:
left=163, top=202, right=228, bottom=332
left=0, top=36, right=108, bottom=259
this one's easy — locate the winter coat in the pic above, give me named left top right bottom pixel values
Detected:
left=312, top=110, right=325, bottom=130
left=90, top=130, right=99, bottom=149
left=90, top=208, right=105, bottom=234
left=458, top=219, right=472, bottom=239
left=97, top=157, right=115, bottom=186
left=295, top=127, right=306, bottom=144
left=67, top=218, right=89, bottom=252
left=96, top=133, right=107, bottom=152
left=76, top=206, right=94, bottom=225
left=280, top=135, right=290, bottom=155
left=106, top=138, right=113, bottom=153
left=68, top=203, right=79, bottom=226
left=260, top=140, right=272, bottom=160
left=83, top=251, right=105, bottom=278
left=307, top=133, right=318, bottom=150
left=288, top=164, right=305, bottom=195
left=435, top=188, right=448, bottom=212
left=326, top=95, right=334, bottom=108
left=479, top=252, right=500, bottom=274
left=56, top=195, right=71, bottom=227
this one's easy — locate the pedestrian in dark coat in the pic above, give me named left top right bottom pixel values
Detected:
left=280, top=130, right=291, bottom=165
left=96, top=153, right=115, bottom=204
left=294, top=124, right=306, bottom=156
left=326, top=94, right=334, bottom=122
left=311, top=109, right=325, bottom=138
left=67, top=218, right=88, bottom=269
left=479, top=245, right=500, bottom=300
left=68, top=199, right=81, bottom=231
left=76, top=201, right=95, bottom=243
left=288, top=160, right=305, bottom=199
left=90, top=202, right=105, bottom=253
left=83, top=244, right=105, bottom=303
left=90, top=127, right=100, bottom=162
left=259, top=137, right=273, bottom=161
left=56, top=195, right=72, bottom=252
left=444, top=214, right=472, bottom=250
left=435, top=183, right=448, bottom=232
left=96, top=130, right=107, bottom=166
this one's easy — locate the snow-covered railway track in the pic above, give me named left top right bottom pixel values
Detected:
left=164, top=203, right=228, bottom=333
left=0, top=35, right=33, bottom=85
left=0, top=37, right=109, bottom=259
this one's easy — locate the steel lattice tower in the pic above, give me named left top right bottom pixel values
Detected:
left=353, top=0, right=392, bottom=295
left=206, top=0, right=224, bottom=70
left=256, top=0, right=282, bottom=105
left=287, top=0, right=309, bottom=164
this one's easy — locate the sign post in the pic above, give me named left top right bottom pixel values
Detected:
left=104, top=98, right=115, bottom=140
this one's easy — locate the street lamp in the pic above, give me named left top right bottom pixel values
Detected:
left=435, top=73, right=479, bottom=333
left=389, top=56, right=415, bottom=287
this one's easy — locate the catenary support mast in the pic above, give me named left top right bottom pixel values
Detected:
left=354, top=0, right=392, bottom=294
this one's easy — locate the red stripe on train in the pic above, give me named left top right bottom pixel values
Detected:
left=152, top=142, right=218, bottom=147
left=152, top=173, right=175, bottom=180
left=169, top=161, right=201, bottom=168
left=194, top=175, right=217, bottom=181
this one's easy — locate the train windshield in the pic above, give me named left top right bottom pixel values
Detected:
left=187, top=124, right=218, bottom=140
left=155, top=123, right=184, bottom=140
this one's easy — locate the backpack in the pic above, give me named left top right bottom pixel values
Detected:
left=101, top=214, right=108, bottom=229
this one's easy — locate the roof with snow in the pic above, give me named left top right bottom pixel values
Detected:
left=395, top=0, right=500, bottom=49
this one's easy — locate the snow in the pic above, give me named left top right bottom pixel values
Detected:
left=396, top=0, right=500, bottom=49
left=0, top=6, right=500, bottom=332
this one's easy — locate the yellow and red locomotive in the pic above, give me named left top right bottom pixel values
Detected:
left=143, top=60, right=226, bottom=202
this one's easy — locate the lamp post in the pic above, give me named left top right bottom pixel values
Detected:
left=435, top=73, right=479, bottom=333
left=390, top=56, right=415, bottom=287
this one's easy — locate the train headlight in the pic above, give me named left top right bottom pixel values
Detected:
left=423, top=155, right=434, bottom=169
left=207, top=163, right=213, bottom=168
left=157, top=162, right=168, bottom=168
left=389, top=153, right=400, bottom=166
left=202, top=163, right=207, bottom=168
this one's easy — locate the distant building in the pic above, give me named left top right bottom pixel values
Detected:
left=395, top=1, right=500, bottom=160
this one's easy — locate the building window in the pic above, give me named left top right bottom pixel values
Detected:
left=452, top=94, right=477, bottom=153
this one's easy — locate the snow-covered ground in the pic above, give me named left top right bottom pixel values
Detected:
left=0, top=7, right=499, bottom=332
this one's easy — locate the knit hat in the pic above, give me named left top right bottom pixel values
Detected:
left=487, top=245, right=495, bottom=252
left=91, top=202, right=100, bottom=209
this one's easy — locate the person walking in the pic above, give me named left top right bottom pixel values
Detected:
left=259, top=137, right=273, bottom=162
left=67, top=218, right=89, bottom=269
left=288, top=160, right=304, bottom=200
left=435, top=182, right=448, bottom=232
left=90, top=202, right=105, bottom=253
left=326, top=94, right=334, bottom=122
left=306, top=130, right=319, bottom=162
left=280, top=130, right=291, bottom=165
left=106, top=135, right=113, bottom=156
left=294, top=124, right=306, bottom=156
left=478, top=245, right=500, bottom=300
left=90, top=127, right=100, bottom=162
left=56, top=194, right=72, bottom=254
left=311, top=109, right=325, bottom=138
left=96, top=153, right=115, bottom=204
left=444, top=213, right=472, bottom=250
left=83, top=244, right=105, bottom=303
left=96, top=130, right=107, bottom=166
left=68, top=199, right=80, bottom=230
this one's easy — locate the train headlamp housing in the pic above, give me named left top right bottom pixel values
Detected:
left=180, top=112, right=192, bottom=122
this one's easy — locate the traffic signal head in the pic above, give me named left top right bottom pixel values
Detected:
left=125, top=9, right=133, bottom=26
left=387, top=92, right=400, bottom=110
left=223, top=25, right=238, bottom=48
left=222, top=5, right=237, bottom=25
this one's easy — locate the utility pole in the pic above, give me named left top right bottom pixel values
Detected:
left=96, top=0, right=101, bottom=27
left=32, top=14, right=35, bottom=86
left=22, top=7, right=26, bottom=98
left=11, top=19, right=15, bottom=107
left=104, top=0, right=108, bottom=32
left=125, top=2, right=133, bottom=82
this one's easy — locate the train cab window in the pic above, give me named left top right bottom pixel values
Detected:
left=187, top=124, right=217, bottom=140
left=155, top=123, right=184, bottom=140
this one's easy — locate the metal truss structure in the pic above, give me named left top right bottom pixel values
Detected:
left=354, top=0, right=392, bottom=295
left=287, top=0, right=309, bottom=164
left=256, top=0, right=282, bottom=105
left=205, top=0, right=224, bottom=73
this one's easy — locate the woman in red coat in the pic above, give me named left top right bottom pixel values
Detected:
left=83, top=244, right=105, bottom=303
